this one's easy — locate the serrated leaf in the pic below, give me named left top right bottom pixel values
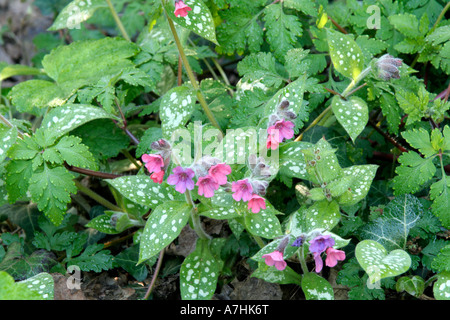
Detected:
left=41, top=104, right=118, bottom=140
left=114, top=245, right=148, bottom=282
left=429, top=177, right=450, bottom=229
left=159, top=85, right=196, bottom=139
left=355, top=240, right=411, bottom=284
left=301, top=272, right=334, bottom=300
left=401, top=128, right=437, bottom=158
left=164, top=0, right=217, bottom=44
left=0, top=126, right=17, bottom=163
left=139, top=201, right=191, bottom=263
left=331, top=96, right=368, bottom=142
left=179, top=238, right=222, bottom=300
left=54, top=135, right=97, bottom=169
left=28, top=164, right=77, bottom=226
left=358, top=194, right=424, bottom=251
left=327, top=29, right=364, bottom=80
left=48, top=0, right=107, bottom=31
left=67, top=244, right=113, bottom=272
left=105, top=175, right=183, bottom=209
left=5, top=160, right=34, bottom=203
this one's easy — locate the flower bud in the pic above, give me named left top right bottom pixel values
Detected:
left=375, top=54, right=402, bottom=81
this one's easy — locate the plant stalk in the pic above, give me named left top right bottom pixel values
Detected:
left=105, top=0, right=131, bottom=41
left=74, top=180, right=123, bottom=212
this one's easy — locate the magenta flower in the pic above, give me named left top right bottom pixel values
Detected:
left=325, top=247, right=346, bottom=268
left=262, top=250, right=287, bottom=271
left=231, top=179, right=253, bottom=202
left=174, top=0, right=192, bottom=17
left=142, top=154, right=164, bottom=173
left=208, top=163, right=231, bottom=185
left=247, top=194, right=266, bottom=213
left=167, top=166, right=195, bottom=193
left=309, top=235, right=335, bottom=255
left=272, top=119, right=295, bottom=141
left=196, top=175, right=219, bottom=198
left=150, top=170, right=165, bottom=184
left=313, top=252, right=324, bottom=273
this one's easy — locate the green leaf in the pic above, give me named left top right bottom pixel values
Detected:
left=179, top=238, right=222, bottom=300
left=28, top=164, right=77, bottom=226
left=263, top=3, right=303, bottom=61
left=401, top=128, right=438, bottom=158
left=337, top=164, right=378, bottom=206
left=105, top=175, right=183, bottom=209
left=5, top=159, right=34, bottom=203
left=355, top=240, right=411, bottom=284
left=67, top=244, right=113, bottom=272
left=358, top=194, right=424, bottom=251
left=164, top=0, right=217, bottom=44
left=53, top=135, right=97, bottom=169
left=396, top=276, right=425, bottom=298
left=393, top=151, right=436, bottom=195
left=433, top=271, right=450, bottom=300
left=279, top=141, right=313, bottom=181
left=18, top=272, right=54, bottom=300
left=243, top=203, right=283, bottom=239
left=301, top=272, right=334, bottom=300
left=0, top=64, right=44, bottom=82
left=331, top=96, right=369, bottom=142
left=139, top=201, right=191, bottom=263
left=0, top=271, right=42, bottom=300
left=431, top=244, right=450, bottom=273
left=252, top=261, right=302, bottom=286
left=48, top=0, right=108, bottom=31
left=85, top=212, right=121, bottom=235
left=429, top=176, right=450, bottom=228
left=388, top=13, right=421, bottom=39
left=159, top=85, right=196, bottom=139
left=327, top=29, right=365, bottom=80
left=291, top=200, right=341, bottom=235
left=114, top=245, right=148, bottom=282
left=0, top=125, right=18, bottom=163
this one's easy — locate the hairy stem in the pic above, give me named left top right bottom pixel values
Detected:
left=65, top=163, right=123, bottom=179
left=165, top=12, right=222, bottom=133
left=144, top=248, right=165, bottom=300
left=105, top=0, right=131, bottom=41
left=74, top=180, right=123, bottom=212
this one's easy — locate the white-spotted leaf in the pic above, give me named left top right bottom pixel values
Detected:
left=433, top=271, right=450, bottom=300
left=164, top=0, right=217, bottom=44
left=18, top=272, right=54, bottom=300
left=292, top=200, right=341, bottom=235
left=86, top=212, right=121, bottom=235
left=279, top=141, right=313, bottom=180
left=337, top=164, right=378, bottom=206
left=105, top=176, right=183, bottom=208
left=41, top=104, right=118, bottom=140
left=252, top=262, right=302, bottom=286
left=331, top=95, right=368, bottom=142
left=180, top=238, right=222, bottom=300
left=160, top=85, right=196, bottom=139
left=301, top=272, right=334, bottom=300
left=327, top=29, right=364, bottom=80
left=48, top=0, right=107, bottom=31
left=355, top=240, right=411, bottom=284
left=139, top=201, right=191, bottom=263
left=242, top=203, right=282, bottom=239
left=0, top=125, right=18, bottom=163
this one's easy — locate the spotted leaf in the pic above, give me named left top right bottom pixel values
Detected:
left=337, top=164, right=378, bottom=206
left=327, top=29, right=364, bottom=80
left=164, top=0, right=217, bottom=44
left=301, top=272, right=334, bottom=300
left=48, top=0, right=107, bottom=31
left=105, top=175, right=183, bottom=209
left=160, top=85, right=196, bottom=139
left=331, top=95, right=368, bottom=142
left=138, top=201, right=191, bottom=263
left=355, top=240, right=411, bottom=284
left=19, top=272, right=54, bottom=300
left=0, top=125, right=17, bottom=163
left=279, top=141, right=313, bottom=180
left=433, top=271, right=450, bottom=300
left=241, top=202, right=283, bottom=239
left=180, top=238, right=222, bottom=300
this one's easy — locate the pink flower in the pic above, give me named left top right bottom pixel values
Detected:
left=266, top=127, right=280, bottom=150
left=272, top=119, right=295, bottom=141
left=208, top=163, right=231, bottom=185
left=325, top=247, right=346, bottom=268
left=262, top=250, right=287, bottom=271
left=150, top=171, right=165, bottom=184
left=231, top=179, right=253, bottom=202
left=167, top=166, right=195, bottom=193
left=142, top=154, right=164, bottom=173
left=196, top=175, right=219, bottom=198
left=247, top=194, right=266, bottom=213
left=174, top=0, right=192, bottom=17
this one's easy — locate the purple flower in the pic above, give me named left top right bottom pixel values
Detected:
left=167, top=166, right=195, bottom=193
left=196, top=175, right=219, bottom=198
left=309, top=235, right=335, bottom=255
left=231, top=179, right=253, bottom=202
left=291, top=236, right=304, bottom=247
left=313, top=252, right=324, bottom=273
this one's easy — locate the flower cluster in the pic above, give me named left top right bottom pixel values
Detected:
left=266, top=100, right=297, bottom=150
left=375, top=54, right=402, bottom=81
left=174, top=0, right=192, bottom=17
left=141, top=139, right=172, bottom=184
left=262, top=232, right=345, bottom=273
left=309, top=234, right=345, bottom=273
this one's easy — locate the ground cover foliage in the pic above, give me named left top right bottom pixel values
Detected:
left=0, top=0, right=449, bottom=301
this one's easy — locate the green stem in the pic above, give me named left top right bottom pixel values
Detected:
left=74, top=180, right=123, bottom=212
left=294, top=105, right=332, bottom=142
left=341, top=67, right=372, bottom=98
left=0, top=114, right=24, bottom=139
left=185, top=191, right=211, bottom=240
left=430, top=1, right=450, bottom=34
left=253, top=235, right=266, bottom=249
left=165, top=13, right=222, bottom=133
left=105, top=0, right=131, bottom=41
left=298, top=246, right=309, bottom=274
